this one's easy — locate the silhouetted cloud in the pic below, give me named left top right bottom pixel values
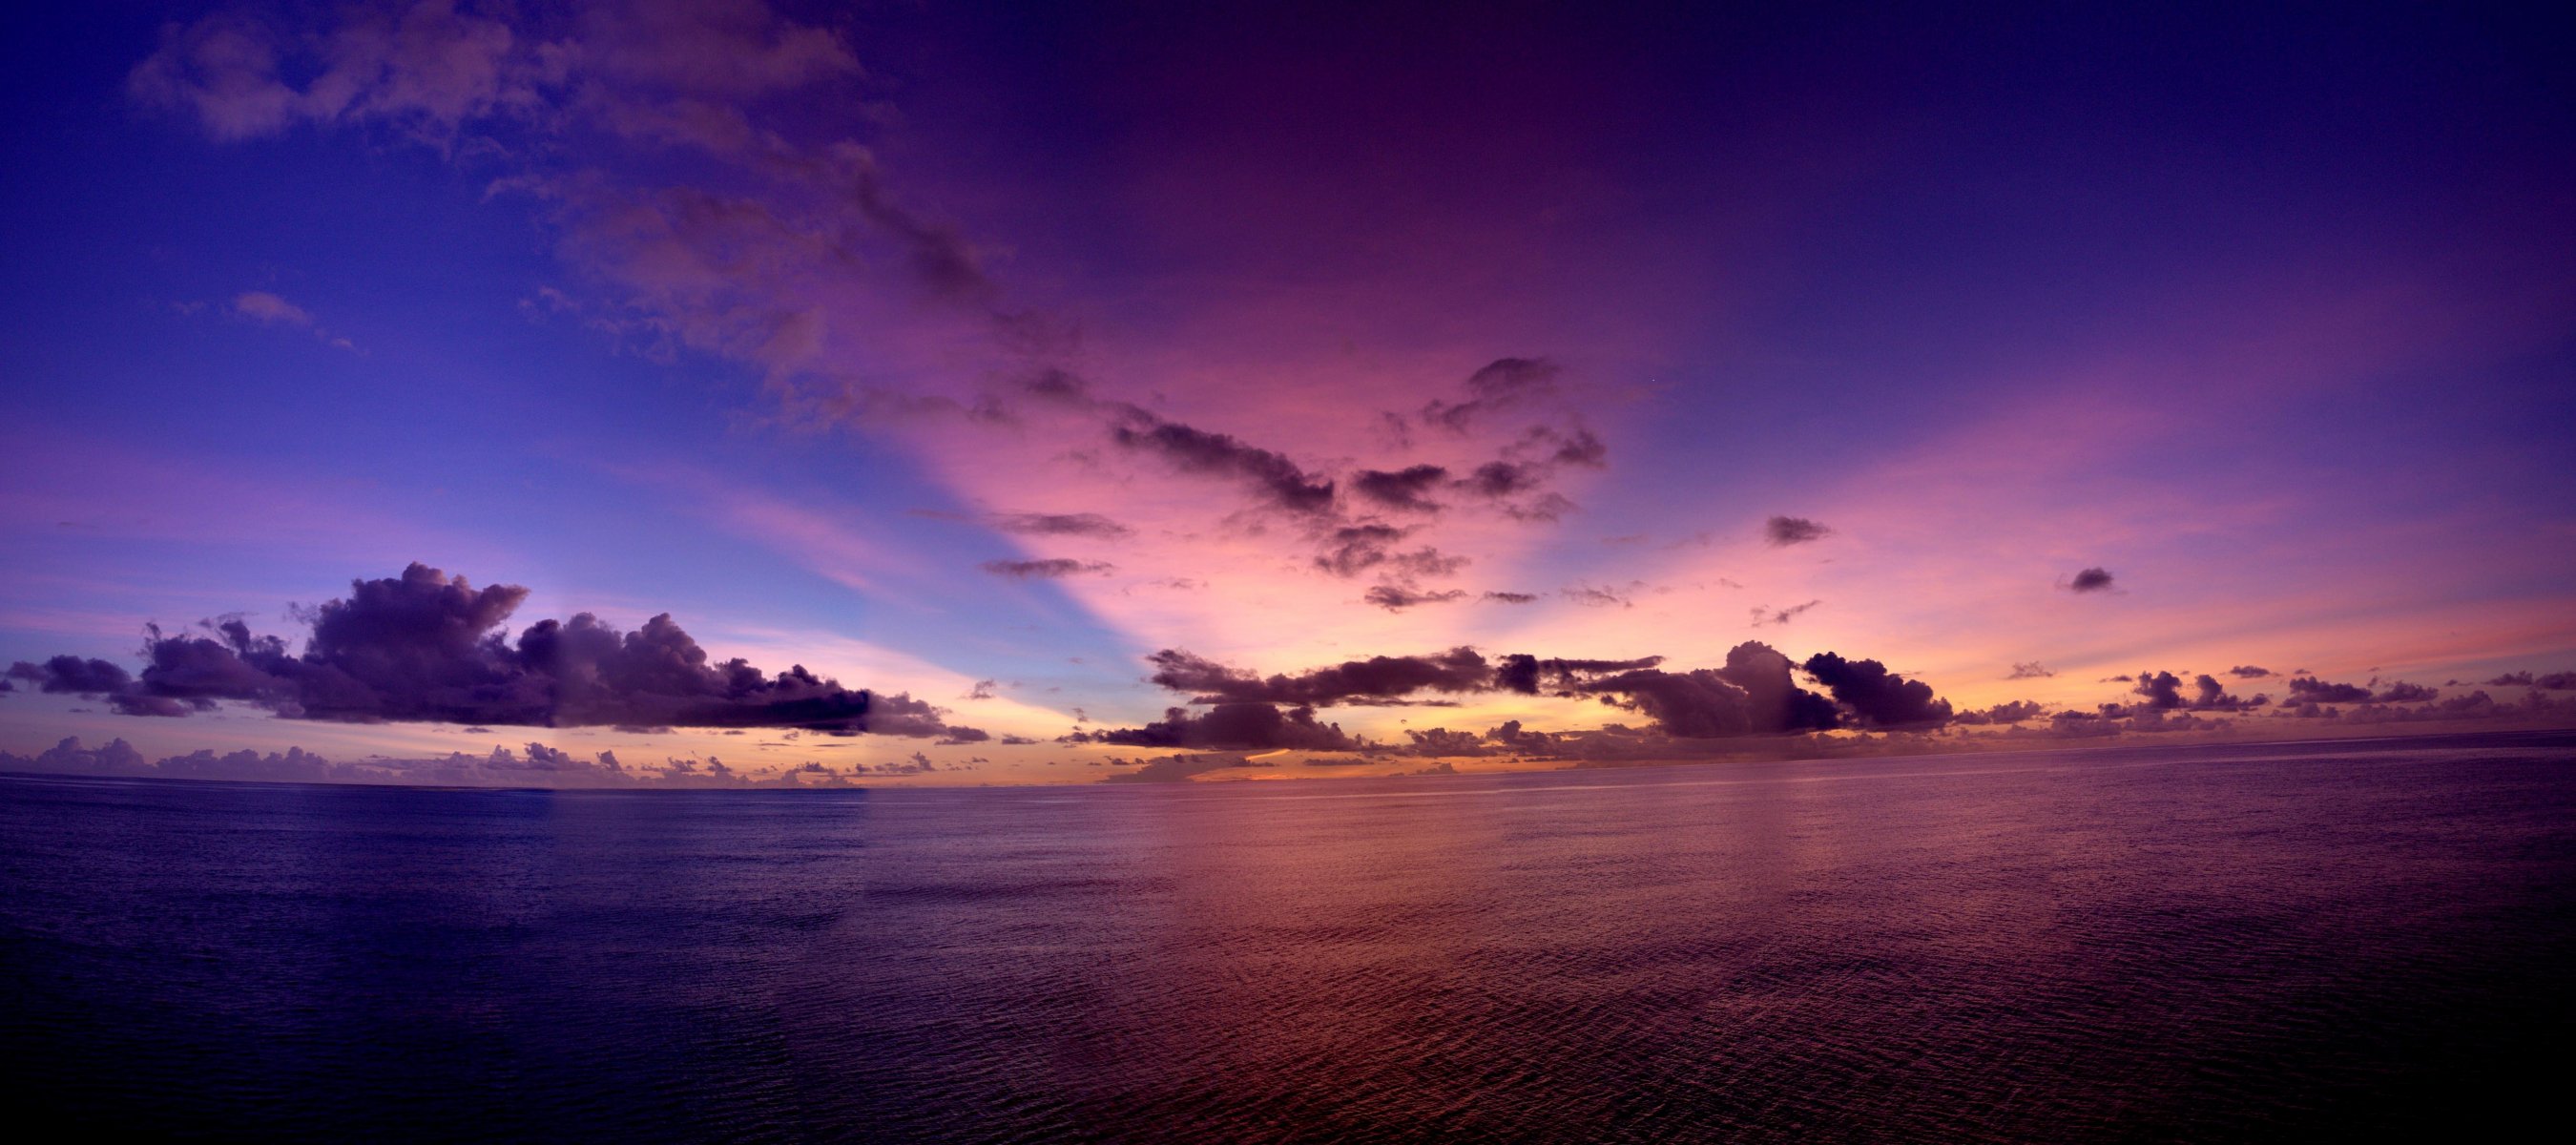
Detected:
left=1097, top=752, right=1270, bottom=783
left=991, top=511, right=1132, bottom=539
left=1566, top=643, right=1840, bottom=739
left=1482, top=591, right=1537, bottom=604
left=1421, top=357, right=1560, bottom=432
left=2375, top=680, right=2438, bottom=702
left=1764, top=516, right=1832, bottom=546
left=2007, top=662, right=2054, bottom=679
left=1750, top=599, right=1820, bottom=627
left=1313, top=524, right=1465, bottom=580
left=17, top=564, right=983, bottom=738
left=1351, top=465, right=1449, bottom=511
left=1953, top=700, right=2049, bottom=725
left=1364, top=586, right=1468, bottom=611
left=1066, top=703, right=1359, bottom=751
left=2486, top=670, right=2576, bottom=689
left=2228, top=665, right=2275, bottom=678
left=1561, top=583, right=1633, bottom=608
left=2064, top=567, right=2116, bottom=593
left=1493, top=654, right=1667, bottom=695
left=1147, top=647, right=1496, bottom=707
left=1801, top=652, right=1954, bottom=727
left=2286, top=676, right=2373, bottom=704
left=980, top=557, right=1114, bottom=579
left=1111, top=412, right=1336, bottom=515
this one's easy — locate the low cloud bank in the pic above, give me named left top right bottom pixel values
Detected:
left=8, top=564, right=983, bottom=739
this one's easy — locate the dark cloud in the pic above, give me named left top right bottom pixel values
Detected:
left=1111, top=412, right=1336, bottom=515
left=980, top=557, right=1114, bottom=579
left=1148, top=646, right=1495, bottom=707
left=1313, top=525, right=1465, bottom=580
left=1953, top=700, right=2050, bottom=725
left=1067, top=703, right=1359, bottom=751
left=1351, top=465, right=1449, bottom=511
left=991, top=511, right=1132, bottom=540
left=1482, top=591, right=1538, bottom=604
left=1801, top=652, right=1954, bottom=728
left=2375, top=681, right=2439, bottom=703
left=1561, top=583, right=1633, bottom=608
left=1364, top=586, right=1468, bottom=611
left=18, top=564, right=983, bottom=738
left=1571, top=642, right=1841, bottom=739
left=1402, top=727, right=1494, bottom=757
left=2064, top=567, right=2116, bottom=593
left=2117, top=670, right=2257, bottom=713
left=1764, top=516, right=1832, bottom=546
left=2286, top=676, right=2373, bottom=704
left=2229, top=665, right=2275, bottom=678
left=1750, top=599, right=1821, bottom=627
left=2006, top=662, right=2055, bottom=679
left=2487, top=671, right=2576, bottom=689
left=1493, top=654, right=1667, bottom=695
left=1421, top=357, right=1561, bottom=432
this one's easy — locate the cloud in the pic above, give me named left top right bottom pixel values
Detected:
left=990, top=511, right=1132, bottom=539
left=1750, top=599, right=1821, bottom=627
left=1800, top=652, right=1954, bottom=727
left=2228, top=665, right=2275, bottom=678
left=1146, top=646, right=1496, bottom=707
left=1561, top=583, right=1633, bottom=608
left=1574, top=642, right=1842, bottom=739
left=1420, top=357, right=1560, bottom=432
left=231, top=290, right=312, bottom=326
left=1111, top=413, right=1337, bottom=515
left=2006, top=662, right=2054, bottom=679
left=2486, top=671, right=2576, bottom=689
left=2285, top=676, right=2373, bottom=704
left=1067, top=703, right=1359, bottom=751
left=1764, top=516, right=1832, bottom=546
left=1481, top=591, right=1537, bottom=604
left=1953, top=699, right=2049, bottom=725
left=1364, top=586, right=1468, bottom=611
left=2374, top=680, right=2439, bottom=703
left=1350, top=465, right=1449, bottom=511
left=980, top=557, right=1114, bottom=579
left=2063, top=567, right=2116, bottom=593
left=0, top=735, right=985, bottom=788
left=1312, top=525, right=1465, bottom=580
left=16, top=563, right=983, bottom=738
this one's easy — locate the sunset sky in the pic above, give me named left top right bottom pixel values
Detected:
left=3, top=1, right=2570, bottom=784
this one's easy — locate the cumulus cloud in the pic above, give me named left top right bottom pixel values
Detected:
left=1800, top=652, right=1953, bottom=727
left=1576, top=642, right=1843, bottom=738
left=2229, top=665, right=2275, bottom=678
left=2063, top=567, right=2116, bottom=593
left=2285, top=676, right=2373, bottom=704
left=13, top=563, right=983, bottom=738
left=0, top=735, right=970, bottom=788
left=2006, top=662, right=2055, bottom=679
left=980, top=557, right=1114, bottom=579
left=1952, top=699, right=2049, bottom=725
left=1764, top=516, right=1832, bottom=546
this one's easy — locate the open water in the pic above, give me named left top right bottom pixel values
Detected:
left=5, top=732, right=2572, bottom=1141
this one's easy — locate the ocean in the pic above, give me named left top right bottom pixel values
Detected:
left=5, top=731, right=2571, bottom=1141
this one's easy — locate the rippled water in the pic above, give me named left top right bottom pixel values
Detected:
left=5, top=732, right=2573, bottom=1141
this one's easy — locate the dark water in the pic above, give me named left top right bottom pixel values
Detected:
left=5, top=733, right=2573, bottom=1142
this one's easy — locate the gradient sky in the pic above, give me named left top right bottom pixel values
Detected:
left=3, top=1, right=2571, bottom=784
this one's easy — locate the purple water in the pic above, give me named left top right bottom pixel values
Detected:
left=6, top=731, right=2572, bottom=1140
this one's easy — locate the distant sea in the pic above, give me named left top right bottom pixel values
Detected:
left=5, top=732, right=2571, bottom=1141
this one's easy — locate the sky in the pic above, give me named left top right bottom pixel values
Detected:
left=3, top=0, right=2572, bottom=786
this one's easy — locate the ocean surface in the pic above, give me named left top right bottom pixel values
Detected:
left=5, top=732, right=2573, bottom=1142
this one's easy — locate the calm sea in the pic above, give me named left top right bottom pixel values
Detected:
left=5, top=732, right=2572, bottom=1141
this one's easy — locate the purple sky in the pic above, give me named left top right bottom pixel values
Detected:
left=3, top=1, right=2571, bottom=785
